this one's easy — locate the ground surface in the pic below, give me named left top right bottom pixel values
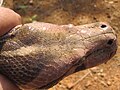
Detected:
left=4, top=0, right=120, bottom=90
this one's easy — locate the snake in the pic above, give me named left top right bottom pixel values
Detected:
left=0, top=22, right=117, bottom=89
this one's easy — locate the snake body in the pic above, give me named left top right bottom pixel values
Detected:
left=0, top=22, right=117, bottom=89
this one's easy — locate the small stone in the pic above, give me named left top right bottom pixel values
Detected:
left=29, top=0, right=33, bottom=4
left=85, top=81, right=92, bottom=88
left=100, top=73, right=106, bottom=77
left=68, top=24, right=74, bottom=28
left=97, top=72, right=101, bottom=76
left=94, top=5, right=97, bottom=7
left=66, top=83, right=73, bottom=89
left=107, top=81, right=111, bottom=86
left=109, top=1, right=114, bottom=4
left=100, top=69, right=104, bottom=73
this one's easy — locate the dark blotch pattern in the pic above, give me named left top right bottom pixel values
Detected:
left=0, top=55, right=43, bottom=85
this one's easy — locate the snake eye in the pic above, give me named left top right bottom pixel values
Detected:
left=100, top=24, right=107, bottom=28
left=107, top=39, right=114, bottom=45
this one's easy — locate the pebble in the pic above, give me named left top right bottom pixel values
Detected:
left=85, top=81, right=92, bottom=88
left=107, top=81, right=111, bottom=86
left=109, top=1, right=114, bottom=4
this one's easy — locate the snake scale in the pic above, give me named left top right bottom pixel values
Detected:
left=0, top=22, right=117, bottom=89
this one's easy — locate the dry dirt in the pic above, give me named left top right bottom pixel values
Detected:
left=4, top=0, right=120, bottom=90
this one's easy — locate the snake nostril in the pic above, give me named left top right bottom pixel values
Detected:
left=107, top=39, right=114, bottom=45
left=100, top=24, right=107, bottom=28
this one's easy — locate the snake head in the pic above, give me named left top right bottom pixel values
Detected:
left=71, top=22, right=117, bottom=72
left=0, top=22, right=117, bottom=89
